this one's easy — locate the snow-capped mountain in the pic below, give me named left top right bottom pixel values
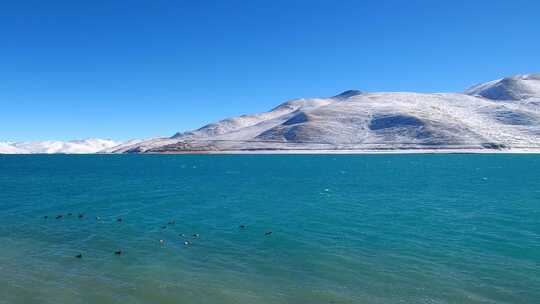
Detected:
left=4, top=73, right=540, bottom=154
left=112, top=73, right=540, bottom=153
left=0, top=138, right=121, bottom=154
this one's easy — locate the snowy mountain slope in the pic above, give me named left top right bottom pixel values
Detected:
left=115, top=73, right=540, bottom=153
left=465, top=73, right=540, bottom=101
left=0, top=138, right=121, bottom=154
left=0, top=142, right=27, bottom=154
left=112, top=98, right=335, bottom=153
left=174, top=98, right=335, bottom=139
left=98, top=138, right=148, bottom=153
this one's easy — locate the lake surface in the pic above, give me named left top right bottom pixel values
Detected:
left=0, top=154, right=539, bottom=304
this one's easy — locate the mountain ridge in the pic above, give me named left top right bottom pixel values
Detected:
left=111, top=73, right=540, bottom=153
left=3, top=73, right=540, bottom=154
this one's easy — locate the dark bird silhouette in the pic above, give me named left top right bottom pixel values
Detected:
left=67, top=213, right=73, bottom=216
left=114, top=250, right=123, bottom=255
left=192, top=233, right=200, bottom=239
left=43, top=215, right=48, bottom=219
left=161, top=226, right=167, bottom=229
left=265, top=231, right=273, bottom=236
left=56, top=215, right=63, bottom=219
left=117, top=218, right=122, bottom=222
left=78, top=214, right=84, bottom=219
left=167, top=220, right=176, bottom=225
left=239, top=225, right=246, bottom=229
left=75, top=254, right=82, bottom=258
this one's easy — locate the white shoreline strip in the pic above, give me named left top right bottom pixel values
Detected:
left=3, top=148, right=540, bottom=155
left=142, top=148, right=540, bottom=155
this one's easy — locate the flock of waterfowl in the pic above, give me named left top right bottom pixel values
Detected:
left=42, top=213, right=273, bottom=259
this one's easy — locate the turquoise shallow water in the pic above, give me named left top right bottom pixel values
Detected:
left=0, top=154, right=539, bottom=304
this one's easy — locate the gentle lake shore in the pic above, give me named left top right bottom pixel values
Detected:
left=5, top=148, right=540, bottom=155
left=138, top=148, right=540, bottom=155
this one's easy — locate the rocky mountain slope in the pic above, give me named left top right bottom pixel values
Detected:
left=112, top=73, right=540, bottom=153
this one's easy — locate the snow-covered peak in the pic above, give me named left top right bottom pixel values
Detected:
left=0, top=138, right=122, bottom=154
left=465, top=73, right=540, bottom=101
left=333, top=90, right=363, bottom=99
left=271, top=98, right=336, bottom=111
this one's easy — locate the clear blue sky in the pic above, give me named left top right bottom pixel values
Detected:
left=1, top=0, right=539, bottom=141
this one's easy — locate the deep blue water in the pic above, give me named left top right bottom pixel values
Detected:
left=0, top=154, right=539, bottom=304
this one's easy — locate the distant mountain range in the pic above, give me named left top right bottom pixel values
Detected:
left=2, top=73, right=540, bottom=154
left=0, top=139, right=120, bottom=154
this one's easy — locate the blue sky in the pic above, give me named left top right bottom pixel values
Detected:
left=1, top=0, right=539, bottom=141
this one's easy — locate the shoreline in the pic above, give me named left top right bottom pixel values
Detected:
left=3, top=148, right=540, bottom=155
left=159, top=148, right=540, bottom=155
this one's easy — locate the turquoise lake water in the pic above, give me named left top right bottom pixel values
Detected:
left=0, top=154, right=539, bottom=304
